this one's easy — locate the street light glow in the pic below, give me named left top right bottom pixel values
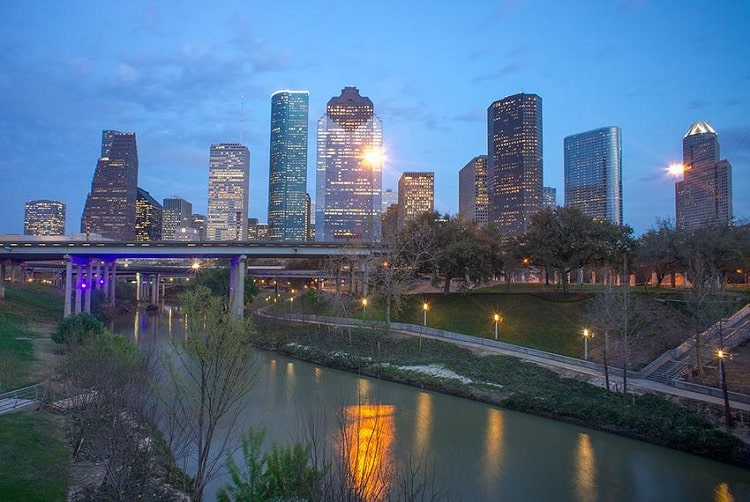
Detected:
left=362, top=146, right=384, bottom=166
left=667, top=163, right=684, bottom=177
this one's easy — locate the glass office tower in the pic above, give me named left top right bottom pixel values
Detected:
left=487, top=93, right=543, bottom=237
left=564, top=126, right=622, bottom=224
left=316, top=87, right=383, bottom=242
left=206, top=143, right=250, bottom=241
left=458, top=155, right=489, bottom=227
left=24, top=200, right=66, bottom=236
left=268, top=90, right=309, bottom=241
left=676, top=121, right=733, bottom=231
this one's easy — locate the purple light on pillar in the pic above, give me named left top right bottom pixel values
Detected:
left=80, top=282, right=87, bottom=289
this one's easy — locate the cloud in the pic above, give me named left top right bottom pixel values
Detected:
left=472, top=62, right=524, bottom=83
left=687, top=99, right=708, bottom=110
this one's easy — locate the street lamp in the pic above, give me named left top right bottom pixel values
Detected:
left=422, top=302, right=429, bottom=327
left=362, top=297, right=368, bottom=321
left=583, top=328, right=593, bottom=361
left=493, top=313, right=503, bottom=340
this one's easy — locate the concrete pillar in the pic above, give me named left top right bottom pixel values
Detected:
left=94, top=261, right=102, bottom=290
left=150, top=274, right=159, bottom=305
left=136, top=272, right=142, bottom=302
left=102, top=261, right=110, bottom=303
left=64, top=257, right=72, bottom=317
left=109, top=261, right=117, bottom=305
left=74, top=262, right=83, bottom=314
left=84, top=261, right=93, bottom=313
left=229, top=255, right=246, bottom=320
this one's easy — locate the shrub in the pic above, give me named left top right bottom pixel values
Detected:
left=51, top=313, right=104, bottom=348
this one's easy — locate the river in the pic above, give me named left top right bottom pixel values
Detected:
left=111, top=306, right=750, bottom=501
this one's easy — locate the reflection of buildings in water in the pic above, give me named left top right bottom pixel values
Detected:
left=414, top=392, right=432, bottom=457
left=482, top=408, right=504, bottom=485
left=344, top=404, right=395, bottom=501
left=574, top=432, right=597, bottom=501
left=713, top=482, right=735, bottom=502
left=356, top=377, right=372, bottom=402
left=313, top=366, right=322, bottom=383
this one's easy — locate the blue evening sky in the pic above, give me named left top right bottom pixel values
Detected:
left=1, top=0, right=748, bottom=236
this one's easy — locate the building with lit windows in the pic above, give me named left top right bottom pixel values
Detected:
left=190, top=214, right=206, bottom=241
left=676, top=122, right=733, bottom=231
left=458, top=155, right=488, bottom=227
left=487, top=93, right=543, bottom=237
left=135, top=188, right=162, bottom=242
left=398, top=172, right=434, bottom=230
left=543, top=187, right=557, bottom=209
left=268, top=90, right=309, bottom=241
left=162, top=197, right=193, bottom=240
left=81, top=130, right=139, bottom=240
left=316, top=87, right=383, bottom=242
left=564, top=126, right=622, bottom=224
left=206, top=143, right=250, bottom=241
left=24, top=199, right=66, bottom=236
left=382, top=188, right=398, bottom=213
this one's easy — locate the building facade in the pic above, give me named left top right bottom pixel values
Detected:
left=563, top=126, right=622, bottom=224
left=542, top=187, right=557, bottom=209
left=458, top=155, right=488, bottom=227
left=676, top=122, right=733, bottom=231
left=24, top=199, right=66, bottom=236
left=135, top=187, right=163, bottom=242
left=487, top=93, right=543, bottom=237
left=207, top=143, right=250, bottom=241
left=316, top=87, right=383, bottom=242
left=268, top=90, right=309, bottom=241
left=81, top=130, right=139, bottom=240
left=190, top=214, right=206, bottom=241
left=397, top=172, right=434, bottom=230
left=162, top=197, right=193, bottom=240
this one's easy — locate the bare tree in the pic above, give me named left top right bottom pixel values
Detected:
left=161, top=286, right=257, bottom=501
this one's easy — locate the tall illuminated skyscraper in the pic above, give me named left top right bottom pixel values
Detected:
left=487, top=93, right=543, bottom=237
left=135, top=188, right=162, bottom=242
left=268, top=90, right=309, bottom=241
left=207, top=143, right=250, bottom=241
left=24, top=200, right=66, bottom=236
left=564, top=126, right=622, bottom=224
left=81, top=130, right=139, bottom=240
left=162, top=196, right=193, bottom=240
left=397, top=172, right=434, bottom=230
left=316, top=87, right=383, bottom=242
left=458, top=155, right=488, bottom=227
left=676, top=122, right=733, bottom=231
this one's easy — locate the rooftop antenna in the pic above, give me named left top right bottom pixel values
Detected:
left=239, top=95, right=245, bottom=145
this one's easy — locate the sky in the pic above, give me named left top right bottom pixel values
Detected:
left=1, top=0, right=748, bottom=237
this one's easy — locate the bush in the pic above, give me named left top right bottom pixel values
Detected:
left=51, top=313, right=104, bottom=348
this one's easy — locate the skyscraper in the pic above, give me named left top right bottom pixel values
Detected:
left=676, top=122, right=733, bottom=231
left=268, top=90, right=309, bottom=241
left=24, top=200, right=66, bottom=236
left=564, top=126, right=622, bottom=224
left=542, top=187, right=557, bottom=209
left=487, top=93, right=543, bottom=237
left=162, top=196, right=193, bottom=240
left=135, top=187, right=163, bottom=242
left=397, top=172, right=434, bottom=230
left=458, top=155, right=488, bottom=227
left=81, top=130, right=139, bottom=240
left=316, top=87, right=383, bottom=242
left=207, top=143, right=250, bottom=241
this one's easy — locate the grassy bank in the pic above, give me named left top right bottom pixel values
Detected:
left=0, top=283, right=70, bottom=499
left=253, top=314, right=750, bottom=467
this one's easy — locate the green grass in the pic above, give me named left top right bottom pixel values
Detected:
left=0, top=411, right=71, bottom=500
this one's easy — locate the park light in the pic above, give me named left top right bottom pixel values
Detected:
left=583, top=328, right=593, bottom=361
left=191, top=261, right=201, bottom=271
left=422, top=302, right=429, bottom=327
left=362, top=297, right=368, bottom=321
left=716, top=348, right=734, bottom=428
left=493, top=313, right=503, bottom=340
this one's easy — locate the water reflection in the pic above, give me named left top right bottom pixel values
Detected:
left=344, top=404, right=395, bottom=501
left=414, top=392, right=432, bottom=457
left=574, top=432, right=597, bottom=501
left=482, top=408, right=504, bottom=485
left=714, top=482, right=735, bottom=502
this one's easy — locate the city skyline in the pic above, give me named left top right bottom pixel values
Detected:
left=1, top=1, right=748, bottom=237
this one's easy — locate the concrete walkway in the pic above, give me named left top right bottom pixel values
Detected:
left=260, top=308, right=750, bottom=414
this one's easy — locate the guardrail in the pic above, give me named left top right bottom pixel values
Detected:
left=0, top=384, right=47, bottom=414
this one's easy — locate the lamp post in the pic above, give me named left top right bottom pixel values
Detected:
left=583, top=328, right=593, bottom=361
left=717, top=318, right=734, bottom=428
left=493, top=313, right=502, bottom=340
left=362, top=297, right=368, bottom=321
left=422, top=302, right=429, bottom=327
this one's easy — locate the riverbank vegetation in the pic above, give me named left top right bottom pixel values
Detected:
left=253, top=314, right=750, bottom=467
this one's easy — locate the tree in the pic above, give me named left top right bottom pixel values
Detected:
left=634, top=218, right=681, bottom=287
left=194, top=265, right=259, bottom=302
left=522, top=207, right=634, bottom=293
left=161, top=286, right=257, bottom=501
left=52, top=312, right=105, bottom=348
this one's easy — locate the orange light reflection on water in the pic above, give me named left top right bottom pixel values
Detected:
left=344, top=404, right=395, bottom=501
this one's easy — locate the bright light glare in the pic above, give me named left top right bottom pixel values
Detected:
left=191, top=262, right=201, bottom=270
left=362, top=147, right=384, bottom=166
left=667, top=163, right=684, bottom=177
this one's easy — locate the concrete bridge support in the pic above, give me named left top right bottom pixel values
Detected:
left=229, top=255, right=246, bottom=320
left=84, top=261, right=93, bottom=314
left=0, top=261, right=6, bottom=300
